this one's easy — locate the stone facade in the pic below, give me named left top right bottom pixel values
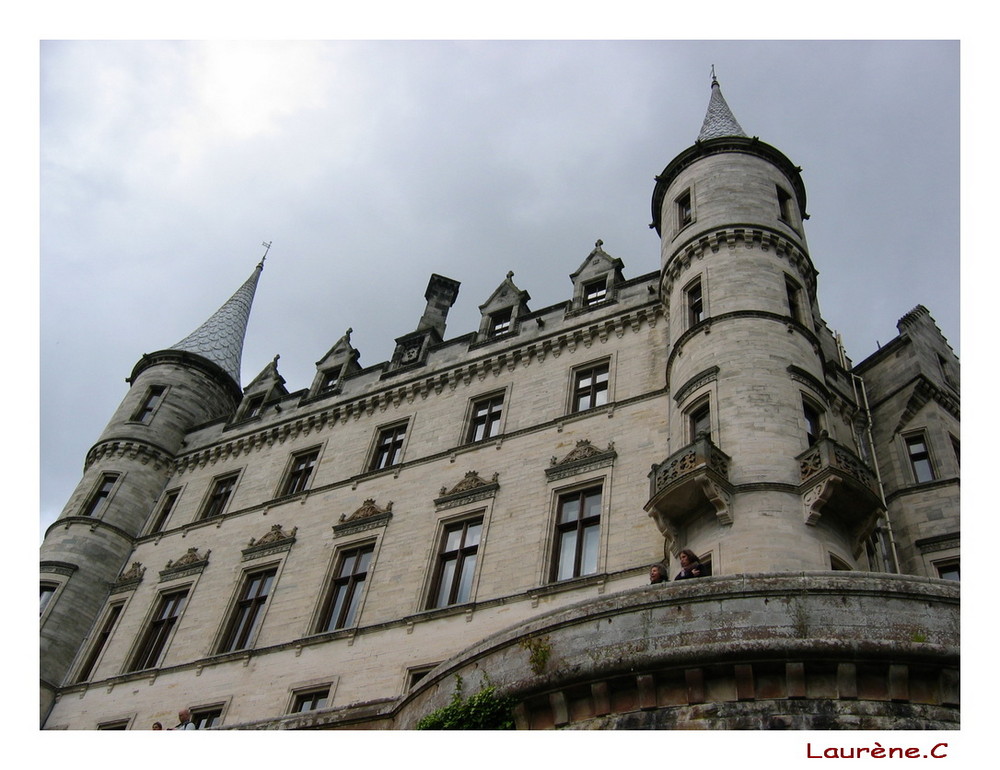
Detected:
left=40, top=79, right=959, bottom=730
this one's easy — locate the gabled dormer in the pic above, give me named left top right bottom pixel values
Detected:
left=568, top=239, right=625, bottom=315
left=235, top=355, right=288, bottom=422
left=476, top=271, right=531, bottom=343
left=309, top=329, right=361, bottom=398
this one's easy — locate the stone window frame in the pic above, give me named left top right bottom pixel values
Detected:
left=237, top=392, right=266, bottom=421
left=367, top=419, right=411, bottom=473
left=97, top=717, right=132, bottom=730
left=312, top=537, right=380, bottom=635
left=684, top=273, right=706, bottom=328
left=464, top=389, right=507, bottom=444
left=487, top=306, right=514, bottom=338
left=569, top=358, right=612, bottom=415
left=801, top=394, right=825, bottom=448
left=784, top=273, right=808, bottom=326
left=198, top=469, right=243, bottom=520
left=582, top=277, right=609, bottom=307
left=214, top=562, right=282, bottom=655
left=277, top=444, right=324, bottom=498
left=191, top=702, right=227, bottom=729
left=125, top=584, right=192, bottom=673
left=424, top=511, right=486, bottom=611
left=147, top=486, right=183, bottom=535
left=80, top=472, right=122, bottom=518
left=675, top=185, right=695, bottom=232
left=545, top=478, right=608, bottom=585
left=901, top=430, right=936, bottom=485
left=290, top=686, right=332, bottom=713
left=73, top=599, right=127, bottom=683
left=683, top=392, right=714, bottom=444
left=776, top=184, right=797, bottom=228
left=40, top=580, right=59, bottom=619
left=285, top=675, right=340, bottom=714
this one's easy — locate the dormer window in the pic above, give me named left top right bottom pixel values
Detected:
left=319, top=370, right=340, bottom=393
left=489, top=307, right=513, bottom=337
left=583, top=279, right=607, bottom=307
left=242, top=394, right=265, bottom=420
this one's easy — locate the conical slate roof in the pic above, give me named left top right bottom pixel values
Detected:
left=697, top=76, right=747, bottom=141
left=169, top=260, right=263, bottom=387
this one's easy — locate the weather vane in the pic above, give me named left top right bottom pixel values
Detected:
left=261, top=240, right=272, bottom=260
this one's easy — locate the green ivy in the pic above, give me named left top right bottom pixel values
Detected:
left=417, top=676, right=516, bottom=730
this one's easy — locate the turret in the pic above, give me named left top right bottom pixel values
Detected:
left=39, top=258, right=264, bottom=724
left=645, top=76, right=884, bottom=575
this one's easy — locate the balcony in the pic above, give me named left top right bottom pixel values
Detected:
left=645, top=433, right=733, bottom=544
left=797, top=433, right=884, bottom=554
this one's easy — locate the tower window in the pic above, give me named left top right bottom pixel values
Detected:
left=935, top=559, right=960, bottom=581
left=317, top=543, right=374, bottom=632
left=572, top=362, right=610, bottom=412
left=428, top=517, right=483, bottom=609
left=370, top=423, right=407, bottom=471
left=551, top=487, right=602, bottom=582
left=40, top=582, right=57, bottom=616
left=785, top=276, right=805, bottom=323
left=689, top=401, right=711, bottom=442
left=676, top=189, right=693, bottom=228
left=131, top=385, right=166, bottom=424
left=467, top=394, right=504, bottom=443
left=905, top=433, right=935, bottom=484
left=686, top=277, right=704, bottom=327
left=803, top=399, right=822, bottom=446
left=200, top=472, right=239, bottom=519
left=128, top=588, right=189, bottom=672
left=218, top=568, right=277, bottom=653
left=777, top=185, right=795, bottom=224
left=281, top=448, right=320, bottom=496
left=81, top=473, right=119, bottom=517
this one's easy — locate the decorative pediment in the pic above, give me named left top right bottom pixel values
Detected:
left=546, top=440, right=617, bottom=481
left=334, top=499, right=393, bottom=537
left=893, top=376, right=960, bottom=435
left=311, top=329, right=362, bottom=395
left=243, top=524, right=298, bottom=561
left=110, top=561, right=145, bottom=594
left=159, top=547, right=210, bottom=581
left=435, top=471, right=500, bottom=510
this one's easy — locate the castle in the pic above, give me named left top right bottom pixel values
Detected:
left=40, top=77, right=959, bottom=730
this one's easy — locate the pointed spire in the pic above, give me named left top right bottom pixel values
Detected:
left=697, top=69, right=747, bottom=142
left=169, top=260, right=264, bottom=387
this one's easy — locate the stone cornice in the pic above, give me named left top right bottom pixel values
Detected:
left=85, top=439, right=176, bottom=473
left=660, top=225, right=816, bottom=305
left=45, top=516, right=138, bottom=544
left=172, top=302, right=663, bottom=475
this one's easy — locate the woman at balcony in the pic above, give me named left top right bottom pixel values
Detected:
left=674, top=550, right=710, bottom=580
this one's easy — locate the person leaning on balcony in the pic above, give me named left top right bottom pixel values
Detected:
left=649, top=563, right=669, bottom=584
left=674, top=549, right=710, bottom=580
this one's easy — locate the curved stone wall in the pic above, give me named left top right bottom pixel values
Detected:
left=396, top=573, right=959, bottom=730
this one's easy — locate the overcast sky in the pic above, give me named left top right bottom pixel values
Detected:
left=39, top=40, right=960, bottom=539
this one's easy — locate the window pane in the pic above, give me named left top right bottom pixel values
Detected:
left=435, top=559, right=457, bottom=607
left=456, top=554, right=477, bottom=604
left=559, top=497, right=581, bottom=523
left=580, top=523, right=600, bottom=576
left=556, top=530, right=578, bottom=581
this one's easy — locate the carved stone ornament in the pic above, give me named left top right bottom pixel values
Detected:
left=334, top=499, right=393, bottom=537
left=435, top=471, right=500, bottom=510
left=545, top=440, right=617, bottom=481
left=159, top=547, right=211, bottom=581
left=110, top=561, right=145, bottom=594
left=243, top=524, right=298, bottom=561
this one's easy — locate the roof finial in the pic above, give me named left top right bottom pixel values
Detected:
left=710, top=64, right=717, bottom=85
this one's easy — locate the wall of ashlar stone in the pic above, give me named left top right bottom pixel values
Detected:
left=45, top=289, right=678, bottom=729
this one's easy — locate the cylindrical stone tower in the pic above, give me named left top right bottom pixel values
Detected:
left=39, top=260, right=263, bottom=724
left=646, top=77, right=883, bottom=575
